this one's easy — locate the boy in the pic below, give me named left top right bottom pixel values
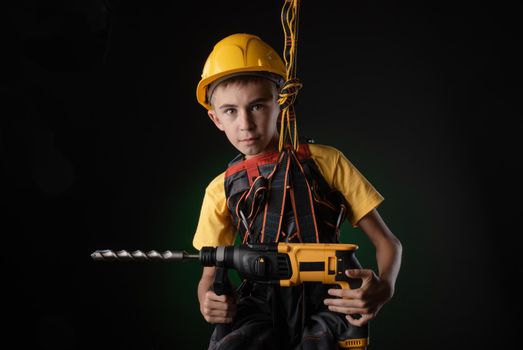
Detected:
left=192, top=33, right=402, bottom=349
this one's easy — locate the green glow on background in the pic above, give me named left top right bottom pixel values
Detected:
left=147, top=150, right=233, bottom=347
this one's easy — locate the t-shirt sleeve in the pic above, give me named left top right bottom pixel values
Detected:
left=192, top=173, right=235, bottom=250
left=333, top=151, right=384, bottom=227
left=310, top=144, right=384, bottom=227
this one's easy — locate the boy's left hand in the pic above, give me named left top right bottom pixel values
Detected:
left=323, top=269, right=393, bottom=326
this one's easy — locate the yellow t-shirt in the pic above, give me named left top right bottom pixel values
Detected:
left=192, top=144, right=384, bottom=250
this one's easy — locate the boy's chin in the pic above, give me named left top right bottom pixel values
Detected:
left=240, top=149, right=260, bottom=157
left=236, top=140, right=278, bottom=158
left=239, top=146, right=265, bottom=158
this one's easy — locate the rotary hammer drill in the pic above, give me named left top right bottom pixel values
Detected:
left=92, top=243, right=369, bottom=349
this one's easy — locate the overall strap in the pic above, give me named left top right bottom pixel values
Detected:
left=260, top=151, right=289, bottom=243
left=285, top=149, right=320, bottom=243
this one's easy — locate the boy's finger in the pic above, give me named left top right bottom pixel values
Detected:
left=324, top=297, right=361, bottom=308
left=207, top=309, right=228, bottom=317
left=207, top=291, right=228, bottom=302
left=207, top=300, right=230, bottom=311
left=327, top=288, right=359, bottom=299
left=326, top=304, right=363, bottom=315
left=346, top=313, right=372, bottom=327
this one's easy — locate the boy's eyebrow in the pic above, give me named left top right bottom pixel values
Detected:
left=218, top=103, right=237, bottom=110
left=218, top=97, right=273, bottom=110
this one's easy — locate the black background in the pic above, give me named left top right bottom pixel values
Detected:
left=3, top=0, right=522, bottom=349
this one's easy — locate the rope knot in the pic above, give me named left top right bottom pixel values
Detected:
left=278, top=78, right=303, bottom=110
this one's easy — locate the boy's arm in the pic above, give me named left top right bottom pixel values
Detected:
left=358, top=208, right=402, bottom=294
left=324, top=208, right=402, bottom=326
left=197, top=266, right=237, bottom=324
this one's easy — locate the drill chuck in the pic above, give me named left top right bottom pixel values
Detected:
left=199, top=247, right=217, bottom=266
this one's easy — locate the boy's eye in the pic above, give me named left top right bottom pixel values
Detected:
left=224, top=108, right=236, bottom=115
left=251, top=104, right=264, bottom=112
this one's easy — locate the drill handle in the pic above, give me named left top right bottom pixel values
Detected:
left=335, top=282, right=370, bottom=350
left=334, top=251, right=369, bottom=349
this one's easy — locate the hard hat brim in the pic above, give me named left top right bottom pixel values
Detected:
left=196, top=67, right=286, bottom=110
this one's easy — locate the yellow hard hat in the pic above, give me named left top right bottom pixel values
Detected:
left=196, top=33, right=286, bottom=110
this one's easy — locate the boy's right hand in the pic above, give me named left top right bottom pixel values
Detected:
left=200, top=290, right=237, bottom=324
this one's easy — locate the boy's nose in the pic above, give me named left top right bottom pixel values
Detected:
left=238, top=110, right=255, bottom=130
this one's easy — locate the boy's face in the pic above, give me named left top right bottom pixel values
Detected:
left=208, top=79, right=280, bottom=159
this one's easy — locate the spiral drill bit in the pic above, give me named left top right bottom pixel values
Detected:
left=91, top=249, right=199, bottom=262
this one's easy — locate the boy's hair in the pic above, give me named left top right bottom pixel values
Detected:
left=207, top=73, right=282, bottom=108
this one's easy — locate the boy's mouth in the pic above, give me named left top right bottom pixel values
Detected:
left=240, top=137, right=259, bottom=144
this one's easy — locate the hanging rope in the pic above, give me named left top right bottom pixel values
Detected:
left=278, top=0, right=303, bottom=152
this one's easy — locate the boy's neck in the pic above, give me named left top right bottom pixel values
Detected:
left=244, top=136, right=280, bottom=160
left=242, top=143, right=301, bottom=161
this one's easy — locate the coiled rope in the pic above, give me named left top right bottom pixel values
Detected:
left=278, top=0, right=303, bottom=152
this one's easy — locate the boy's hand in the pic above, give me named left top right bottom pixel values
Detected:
left=200, top=290, right=237, bottom=324
left=323, top=269, right=393, bottom=326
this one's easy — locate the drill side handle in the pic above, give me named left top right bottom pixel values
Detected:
left=213, top=266, right=233, bottom=296
left=212, top=266, right=234, bottom=342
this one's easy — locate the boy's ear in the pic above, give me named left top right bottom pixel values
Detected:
left=208, top=110, right=225, bottom=131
